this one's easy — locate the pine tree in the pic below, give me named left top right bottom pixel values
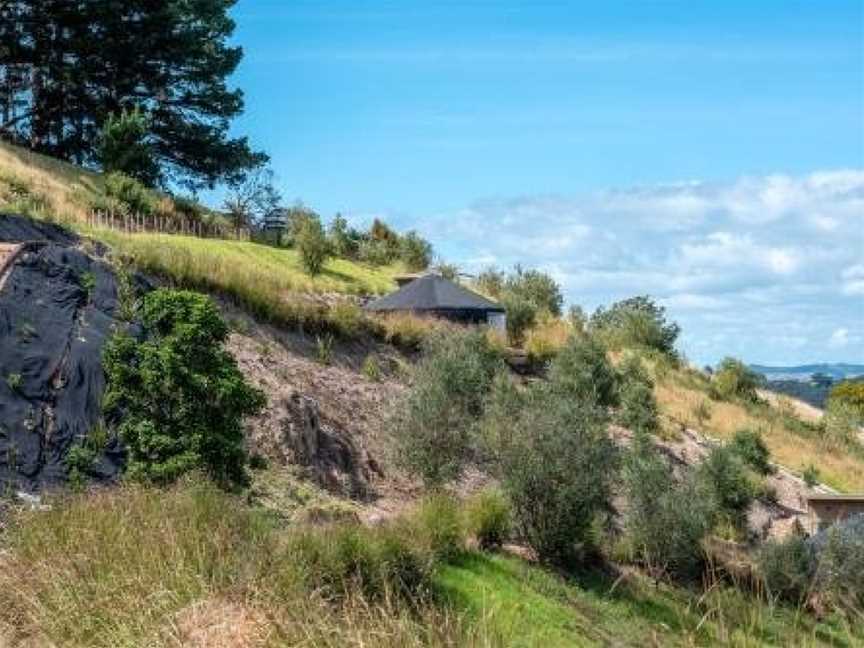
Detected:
left=0, top=0, right=266, bottom=188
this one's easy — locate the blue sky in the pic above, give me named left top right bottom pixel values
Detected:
left=218, top=0, right=864, bottom=367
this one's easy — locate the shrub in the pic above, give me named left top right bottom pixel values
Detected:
left=622, top=433, right=716, bottom=580
left=547, top=335, right=618, bottom=408
left=328, top=301, right=366, bottom=338
left=729, top=428, right=773, bottom=475
left=97, top=108, right=159, bottom=186
left=412, top=493, right=466, bottom=561
left=362, top=354, right=381, bottom=381
left=103, top=171, right=158, bottom=216
left=823, top=398, right=860, bottom=448
left=810, top=515, right=864, bottom=612
left=803, top=464, right=820, bottom=488
left=399, top=231, right=433, bottom=271
left=828, top=381, right=864, bottom=422
left=465, top=487, right=511, bottom=550
left=473, top=266, right=505, bottom=299
left=697, top=446, right=756, bottom=526
left=524, top=316, right=570, bottom=364
left=711, top=357, right=762, bottom=402
left=615, top=355, right=659, bottom=433
left=759, top=535, right=814, bottom=603
left=501, top=294, right=536, bottom=346
left=296, top=217, right=331, bottom=275
left=102, top=289, right=266, bottom=486
left=392, top=329, right=503, bottom=487
left=358, top=238, right=396, bottom=266
left=589, top=295, right=680, bottom=356
left=497, top=392, right=618, bottom=567
left=328, top=213, right=360, bottom=259
left=503, top=266, right=563, bottom=317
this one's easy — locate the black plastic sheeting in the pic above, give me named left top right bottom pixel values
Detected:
left=0, top=214, right=132, bottom=491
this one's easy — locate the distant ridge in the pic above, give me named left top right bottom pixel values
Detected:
left=750, top=363, right=864, bottom=381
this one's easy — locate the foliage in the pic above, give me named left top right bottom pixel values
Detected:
left=822, top=398, right=860, bottom=448
left=473, top=266, right=505, bottom=299
left=615, top=355, right=659, bottom=433
left=546, top=335, right=618, bottom=408
left=392, top=329, right=503, bottom=487
left=696, top=446, right=756, bottom=524
left=102, top=172, right=157, bottom=216
left=496, top=391, right=618, bottom=566
left=501, top=293, right=535, bottom=346
left=1, top=0, right=266, bottom=188
left=524, top=315, right=571, bottom=363
left=810, top=516, right=864, bottom=613
left=399, top=231, right=433, bottom=271
left=711, top=357, right=763, bottom=402
left=589, top=295, right=680, bottom=356
left=296, top=216, right=332, bottom=275
left=434, top=261, right=460, bottom=281
left=359, top=238, right=397, bottom=266
left=412, top=493, right=467, bottom=562
left=97, top=108, right=159, bottom=186
left=315, top=334, right=334, bottom=365
left=503, top=265, right=563, bottom=317
left=622, top=433, right=715, bottom=580
left=102, top=290, right=265, bottom=486
left=328, top=213, right=360, bottom=259
left=465, top=487, right=511, bottom=550
left=222, top=166, right=282, bottom=229
left=729, top=428, right=773, bottom=475
left=759, top=535, right=814, bottom=603
left=803, top=464, right=820, bottom=488
left=362, top=354, right=381, bottom=381
left=828, top=380, right=864, bottom=421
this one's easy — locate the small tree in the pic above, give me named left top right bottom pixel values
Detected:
left=97, top=108, right=159, bottom=186
left=616, top=355, right=659, bottom=433
left=547, top=335, right=618, bottom=408
left=102, top=290, right=266, bottom=487
left=223, top=166, right=282, bottom=230
left=498, top=392, right=618, bottom=566
left=729, top=428, right=773, bottom=475
left=501, top=294, right=536, bottom=346
left=589, top=296, right=680, bottom=356
left=399, top=231, right=433, bottom=271
left=622, top=433, right=715, bottom=580
left=711, top=357, right=762, bottom=402
left=393, top=330, right=503, bottom=488
left=504, top=265, right=563, bottom=316
left=328, top=213, right=359, bottom=259
left=697, top=445, right=756, bottom=526
left=296, top=216, right=331, bottom=275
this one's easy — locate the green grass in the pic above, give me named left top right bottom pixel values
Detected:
left=3, top=481, right=858, bottom=648
left=436, top=553, right=860, bottom=647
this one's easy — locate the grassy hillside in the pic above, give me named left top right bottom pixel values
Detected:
left=1, top=482, right=858, bottom=647
left=0, top=139, right=406, bottom=333
left=651, top=359, right=864, bottom=493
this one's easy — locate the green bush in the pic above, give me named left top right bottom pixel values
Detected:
left=547, top=335, right=618, bottom=408
left=759, top=535, right=814, bottom=603
left=729, top=428, right=773, bottom=475
left=823, top=399, right=860, bottom=448
left=497, top=391, right=618, bottom=567
left=503, top=266, right=563, bottom=317
left=710, top=357, right=762, bottom=402
left=412, top=493, right=466, bottom=561
left=465, top=487, right=511, bottom=550
left=697, top=446, right=756, bottom=527
left=103, top=171, right=158, bottom=216
left=803, top=464, right=820, bottom=487
left=392, top=329, right=503, bottom=488
left=615, top=355, right=659, bottom=433
left=296, top=217, right=331, bottom=275
left=501, top=294, right=536, bottom=346
left=399, top=231, right=433, bottom=271
left=811, top=517, right=864, bottom=612
left=589, top=295, right=680, bottom=356
left=102, top=289, right=266, bottom=486
left=622, top=433, right=715, bottom=580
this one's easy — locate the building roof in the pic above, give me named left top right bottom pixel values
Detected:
left=807, top=494, right=864, bottom=503
left=365, top=274, right=505, bottom=313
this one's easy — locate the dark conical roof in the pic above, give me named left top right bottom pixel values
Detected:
left=365, top=274, right=504, bottom=312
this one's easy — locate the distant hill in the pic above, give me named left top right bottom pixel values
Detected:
left=750, top=363, right=864, bottom=381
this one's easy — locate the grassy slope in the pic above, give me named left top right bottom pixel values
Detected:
left=653, top=362, right=864, bottom=492
left=2, top=483, right=858, bottom=648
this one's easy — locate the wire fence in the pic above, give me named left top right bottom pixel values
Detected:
left=86, top=210, right=251, bottom=241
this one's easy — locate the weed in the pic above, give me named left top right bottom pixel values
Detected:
left=803, top=464, right=820, bottom=488
left=316, top=334, right=334, bottom=365
left=362, top=354, right=381, bottom=381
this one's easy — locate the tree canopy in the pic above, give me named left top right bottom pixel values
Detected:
left=0, top=0, right=265, bottom=188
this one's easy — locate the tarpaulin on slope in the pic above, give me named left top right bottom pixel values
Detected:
left=0, top=214, right=126, bottom=491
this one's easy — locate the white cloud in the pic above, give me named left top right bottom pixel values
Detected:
left=408, top=169, right=864, bottom=365
left=829, top=328, right=850, bottom=348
